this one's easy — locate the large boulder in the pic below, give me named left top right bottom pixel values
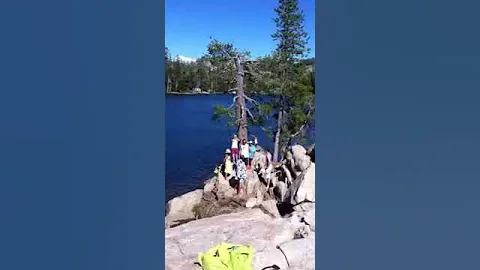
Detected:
left=165, top=189, right=204, bottom=228
left=246, top=171, right=261, bottom=196
left=252, top=150, right=277, bottom=188
left=293, top=163, right=315, bottom=204
left=165, top=259, right=201, bottom=270
left=291, top=144, right=307, bottom=159
left=255, top=185, right=265, bottom=204
left=277, top=237, right=315, bottom=270
left=212, top=173, right=236, bottom=198
left=259, top=199, right=281, bottom=218
left=288, top=202, right=316, bottom=235
left=284, top=152, right=299, bottom=178
left=251, top=150, right=269, bottom=171
left=252, top=246, right=288, bottom=270
left=245, top=197, right=258, bottom=208
left=291, top=145, right=311, bottom=172
left=165, top=208, right=296, bottom=268
left=203, top=176, right=216, bottom=193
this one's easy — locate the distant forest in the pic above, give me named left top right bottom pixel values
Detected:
left=165, top=48, right=315, bottom=94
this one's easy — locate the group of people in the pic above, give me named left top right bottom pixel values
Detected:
left=215, top=134, right=258, bottom=195
left=231, top=134, right=257, bottom=166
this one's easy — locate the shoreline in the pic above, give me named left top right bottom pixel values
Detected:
left=166, top=91, right=225, bottom=96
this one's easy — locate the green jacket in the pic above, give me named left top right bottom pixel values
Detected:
left=198, top=242, right=254, bottom=270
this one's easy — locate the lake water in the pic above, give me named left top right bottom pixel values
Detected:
left=165, top=94, right=313, bottom=202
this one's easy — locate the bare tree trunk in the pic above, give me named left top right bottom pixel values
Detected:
left=273, top=110, right=283, bottom=162
left=165, top=76, right=168, bottom=93
left=167, top=76, right=172, bottom=93
left=210, top=73, right=214, bottom=93
left=195, top=69, right=200, bottom=89
left=234, top=55, right=248, bottom=142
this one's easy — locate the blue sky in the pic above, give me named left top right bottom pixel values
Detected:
left=165, top=0, right=315, bottom=60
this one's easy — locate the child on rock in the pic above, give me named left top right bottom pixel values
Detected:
left=235, top=158, right=247, bottom=195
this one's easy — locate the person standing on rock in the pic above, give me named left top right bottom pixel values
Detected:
left=240, top=139, right=249, bottom=165
left=235, top=158, right=247, bottom=195
left=231, top=135, right=239, bottom=162
left=223, top=149, right=233, bottom=181
left=248, top=141, right=256, bottom=170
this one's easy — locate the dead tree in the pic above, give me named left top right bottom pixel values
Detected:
left=234, top=54, right=248, bottom=142
left=222, top=52, right=261, bottom=143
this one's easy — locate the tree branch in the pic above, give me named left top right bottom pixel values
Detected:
left=290, top=123, right=307, bottom=138
left=245, top=108, right=255, bottom=121
left=290, top=110, right=312, bottom=138
left=242, top=94, right=260, bottom=106
left=228, top=96, right=238, bottom=109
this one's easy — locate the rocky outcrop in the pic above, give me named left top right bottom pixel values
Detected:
left=212, top=173, right=236, bottom=198
left=165, top=143, right=316, bottom=269
left=259, top=199, right=281, bottom=218
left=291, top=145, right=311, bottom=171
left=166, top=145, right=315, bottom=222
left=278, top=237, right=315, bottom=269
left=165, top=208, right=314, bottom=270
left=287, top=202, right=315, bottom=238
left=165, top=189, right=203, bottom=228
left=267, top=145, right=315, bottom=207
left=245, top=170, right=261, bottom=197
left=253, top=245, right=289, bottom=269
left=165, top=259, right=201, bottom=270
left=274, top=181, right=288, bottom=203
left=165, top=209, right=297, bottom=269
left=291, top=163, right=315, bottom=204
left=202, top=177, right=216, bottom=193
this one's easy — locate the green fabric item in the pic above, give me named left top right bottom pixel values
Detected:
left=197, top=242, right=254, bottom=270
left=229, top=245, right=253, bottom=270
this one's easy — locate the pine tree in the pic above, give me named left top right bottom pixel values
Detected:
left=270, top=0, right=313, bottom=162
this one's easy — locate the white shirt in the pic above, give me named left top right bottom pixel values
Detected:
left=231, top=138, right=239, bottom=149
left=240, top=144, right=249, bottom=158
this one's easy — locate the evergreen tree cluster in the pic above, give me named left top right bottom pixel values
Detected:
left=164, top=48, right=314, bottom=95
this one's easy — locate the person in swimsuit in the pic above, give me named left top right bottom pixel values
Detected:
left=231, top=135, right=239, bottom=162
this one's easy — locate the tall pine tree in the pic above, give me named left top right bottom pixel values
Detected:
left=270, top=0, right=313, bottom=162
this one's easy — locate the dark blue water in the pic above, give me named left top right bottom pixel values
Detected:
left=166, top=94, right=315, bottom=201
left=166, top=95, right=273, bottom=201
